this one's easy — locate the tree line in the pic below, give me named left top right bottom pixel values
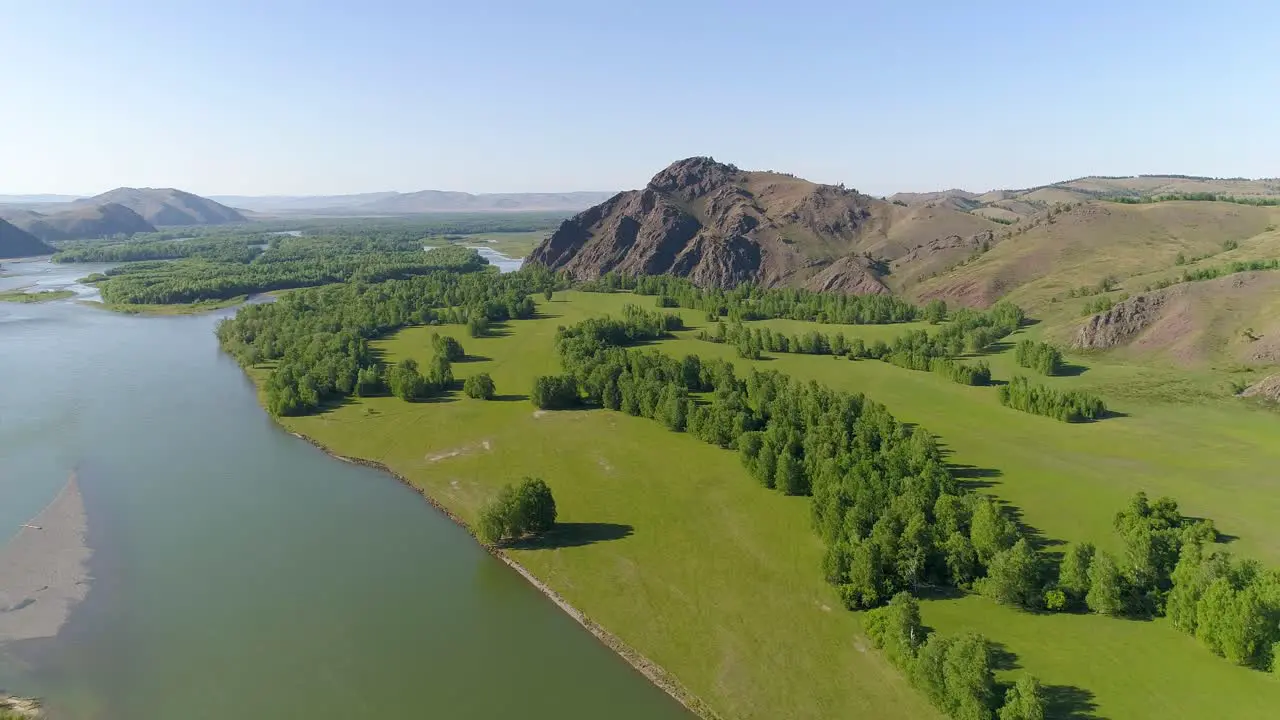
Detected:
left=216, top=268, right=551, bottom=415
left=577, top=272, right=921, bottom=324
left=997, top=377, right=1107, bottom=422
left=695, top=300, right=1026, bottom=387
left=52, top=236, right=266, bottom=264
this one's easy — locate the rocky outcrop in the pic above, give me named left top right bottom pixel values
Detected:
left=1241, top=375, right=1280, bottom=402
left=528, top=156, right=998, bottom=293
left=1075, top=293, right=1168, bottom=349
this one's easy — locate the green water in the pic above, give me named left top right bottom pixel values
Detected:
left=0, top=261, right=691, bottom=719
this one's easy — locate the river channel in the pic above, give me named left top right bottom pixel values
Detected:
left=0, top=259, right=689, bottom=719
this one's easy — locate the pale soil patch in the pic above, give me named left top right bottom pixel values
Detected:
left=425, top=439, right=493, bottom=463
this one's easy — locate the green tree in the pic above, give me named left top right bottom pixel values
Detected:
left=980, top=539, right=1042, bottom=608
left=387, top=358, right=428, bottom=401
left=924, top=298, right=948, bottom=324
left=463, top=372, right=496, bottom=400
left=970, top=499, right=1018, bottom=564
left=1058, top=542, right=1095, bottom=601
left=431, top=332, right=466, bottom=361
left=942, top=632, right=996, bottom=720
left=477, top=477, right=557, bottom=544
left=1086, top=551, right=1126, bottom=616
left=865, top=591, right=924, bottom=668
left=998, top=674, right=1046, bottom=720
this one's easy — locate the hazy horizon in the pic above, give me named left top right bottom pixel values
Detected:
left=3, top=1, right=1277, bottom=197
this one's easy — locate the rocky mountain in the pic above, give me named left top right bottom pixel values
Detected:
left=0, top=219, right=54, bottom=258
left=77, top=188, right=245, bottom=226
left=0, top=203, right=157, bottom=242
left=528, top=157, right=997, bottom=293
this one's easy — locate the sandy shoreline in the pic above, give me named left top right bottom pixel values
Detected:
left=286, top=430, right=717, bottom=720
left=0, top=475, right=91, bottom=645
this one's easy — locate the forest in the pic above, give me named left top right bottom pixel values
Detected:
left=92, top=242, right=487, bottom=305
left=215, top=266, right=551, bottom=415
left=579, top=272, right=920, bottom=324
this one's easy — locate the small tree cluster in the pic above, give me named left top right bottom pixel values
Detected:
left=463, top=372, right=496, bottom=400
left=866, top=593, right=1046, bottom=720
left=431, top=333, right=465, bottom=361
left=477, top=477, right=557, bottom=544
left=1013, top=340, right=1064, bottom=376
left=997, top=377, right=1107, bottom=422
left=531, top=375, right=579, bottom=409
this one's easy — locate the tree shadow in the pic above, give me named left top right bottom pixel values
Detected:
left=1184, top=516, right=1239, bottom=544
left=1057, top=363, right=1089, bottom=377
left=492, top=393, right=529, bottom=402
left=950, top=463, right=1003, bottom=491
left=508, top=522, right=634, bottom=549
left=1043, top=684, right=1105, bottom=720
left=457, top=354, right=492, bottom=363
left=988, top=641, right=1021, bottom=671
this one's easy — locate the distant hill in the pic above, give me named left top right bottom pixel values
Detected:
left=76, top=188, right=246, bottom=226
left=892, top=175, right=1280, bottom=223
left=0, top=203, right=157, bottom=242
left=212, top=190, right=616, bottom=215
left=528, top=157, right=997, bottom=293
left=0, top=219, right=55, bottom=258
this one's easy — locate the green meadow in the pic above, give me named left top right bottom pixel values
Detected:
left=272, top=290, right=1280, bottom=720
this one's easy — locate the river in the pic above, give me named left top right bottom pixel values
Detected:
left=0, top=260, right=689, bottom=719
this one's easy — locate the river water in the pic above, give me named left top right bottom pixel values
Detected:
left=0, top=260, right=688, bottom=719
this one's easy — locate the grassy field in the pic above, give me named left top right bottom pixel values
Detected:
left=429, top=231, right=549, bottom=258
left=269, top=291, right=1280, bottom=720
left=95, top=295, right=249, bottom=315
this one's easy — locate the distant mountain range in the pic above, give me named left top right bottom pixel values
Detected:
left=0, top=188, right=245, bottom=244
left=210, top=190, right=617, bottom=215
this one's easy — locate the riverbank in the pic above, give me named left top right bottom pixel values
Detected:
left=0, top=475, right=90, bottom=644
left=0, top=290, right=75, bottom=304
left=284, top=429, right=716, bottom=719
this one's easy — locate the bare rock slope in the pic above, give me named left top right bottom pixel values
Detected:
left=528, top=157, right=998, bottom=292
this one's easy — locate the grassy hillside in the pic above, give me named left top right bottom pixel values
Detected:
left=268, top=290, right=1280, bottom=720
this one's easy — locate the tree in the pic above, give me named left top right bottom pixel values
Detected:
left=924, top=298, right=948, bottom=324
left=431, top=333, right=466, bottom=361
left=1086, top=551, right=1126, bottom=616
left=387, top=358, right=428, bottom=400
left=942, top=632, right=996, bottom=720
left=426, top=352, right=454, bottom=389
left=865, top=592, right=924, bottom=668
left=981, top=539, right=1043, bottom=608
left=970, top=499, right=1018, bottom=564
left=477, top=477, right=557, bottom=544
left=468, top=314, right=490, bottom=337
left=513, top=477, right=557, bottom=533
left=1058, top=542, right=1095, bottom=602
left=531, top=374, right=578, bottom=409
left=464, top=372, right=496, bottom=400
left=998, top=674, right=1046, bottom=720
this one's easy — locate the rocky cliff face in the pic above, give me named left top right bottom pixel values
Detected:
left=528, top=157, right=995, bottom=293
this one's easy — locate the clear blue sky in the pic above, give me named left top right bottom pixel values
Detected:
left=2, top=0, right=1276, bottom=196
